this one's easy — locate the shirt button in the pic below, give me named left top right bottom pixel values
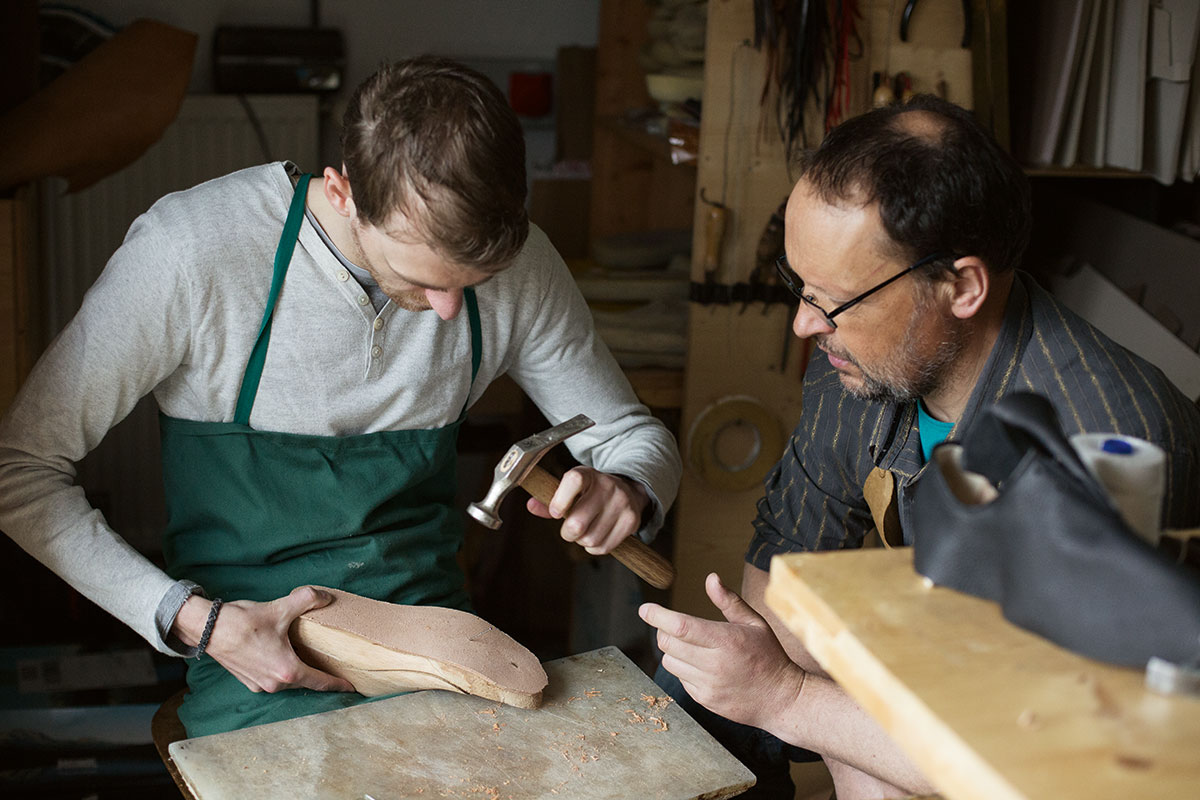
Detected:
left=358, top=295, right=369, bottom=306
left=373, top=318, right=384, bottom=331
left=336, top=269, right=350, bottom=282
left=371, top=345, right=383, bottom=358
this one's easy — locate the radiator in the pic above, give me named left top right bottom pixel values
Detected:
left=39, top=94, right=319, bottom=555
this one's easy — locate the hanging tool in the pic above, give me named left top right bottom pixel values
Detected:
left=745, top=198, right=787, bottom=313
left=753, top=198, right=797, bottom=371
left=467, top=415, right=676, bottom=589
left=753, top=0, right=860, bottom=156
left=699, top=188, right=729, bottom=305
left=872, top=71, right=895, bottom=107
left=900, top=0, right=972, bottom=48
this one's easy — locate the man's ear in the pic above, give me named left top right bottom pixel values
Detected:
left=322, top=166, right=354, bottom=218
left=946, top=256, right=990, bottom=320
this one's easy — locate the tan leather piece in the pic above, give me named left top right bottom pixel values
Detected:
left=290, top=587, right=547, bottom=709
left=863, top=466, right=904, bottom=548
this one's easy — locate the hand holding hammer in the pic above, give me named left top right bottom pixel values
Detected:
left=468, top=415, right=676, bottom=590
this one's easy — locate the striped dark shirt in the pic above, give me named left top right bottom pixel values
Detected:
left=746, top=273, right=1200, bottom=568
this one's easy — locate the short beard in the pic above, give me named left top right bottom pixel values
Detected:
left=822, top=296, right=970, bottom=405
left=349, top=219, right=432, bottom=312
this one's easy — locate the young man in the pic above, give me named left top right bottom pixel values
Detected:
left=0, top=57, right=681, bottom=737
left=641, top=95, right=1200, bottom=799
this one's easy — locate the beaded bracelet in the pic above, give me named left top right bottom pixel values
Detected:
left=195, top=598, right=223, bottom=659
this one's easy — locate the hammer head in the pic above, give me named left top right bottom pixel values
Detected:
left=467, top=414, right=595, bottom=529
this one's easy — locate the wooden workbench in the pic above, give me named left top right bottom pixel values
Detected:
left=765, top=548, right=1200, bottom=800
left=168, top=646, right=754, bottom=800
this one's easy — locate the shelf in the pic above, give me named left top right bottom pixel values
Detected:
left=1023, top=164, right=1149, bottom=179
left=597, top=115, right=696, bottom=167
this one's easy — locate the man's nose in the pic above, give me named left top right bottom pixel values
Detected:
left=791, top=302, right=834, bottom=338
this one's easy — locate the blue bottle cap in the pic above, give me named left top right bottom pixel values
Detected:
left=1101, top=438, right=1134, bottom=455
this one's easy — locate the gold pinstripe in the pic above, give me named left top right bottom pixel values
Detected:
left=991, top=310, right=1029, bottom=404
left=1046, top=302, right=1119, bottom=431
left=831, top=393, right=855, bottom=497
left=772, top=467, right=797, bottom=522
left=1033, top=326, right=1086, bottom=431
left=1079, top=322, right=1152, bottom=435
left=855, top=405, right=870, bottom=469
left=1125, top=354, right=1175, bottom=451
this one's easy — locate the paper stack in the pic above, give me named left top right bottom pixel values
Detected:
left=1016, top=0, right=1200, bottom=184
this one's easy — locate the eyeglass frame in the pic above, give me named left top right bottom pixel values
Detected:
left=774, top=251, right=960, bottom=329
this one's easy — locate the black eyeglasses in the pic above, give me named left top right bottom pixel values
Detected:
left=774, top=252, right=958, bottom=329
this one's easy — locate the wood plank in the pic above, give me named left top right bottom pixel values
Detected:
left=168, top=646, right=755, bottom=800
left=765, top=548, right=1200, bottom=800
left=673, top=0, right=800, bottom=620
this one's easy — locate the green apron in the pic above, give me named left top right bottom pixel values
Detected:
left=160, top=173, right=482, bottom=737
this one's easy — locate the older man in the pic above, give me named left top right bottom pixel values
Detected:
left=641, top=95, right=1200, bottom=799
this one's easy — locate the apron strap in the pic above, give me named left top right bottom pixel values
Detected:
left=234, top=172, right=313, bottom=425
left=233, top=172, right=484, bottom=426
left=457, top=286, right=482, bottom=421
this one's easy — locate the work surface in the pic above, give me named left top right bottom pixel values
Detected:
left=765, top=548, right=1200, bottom=800
left=169, top=646, right=754, bottom=800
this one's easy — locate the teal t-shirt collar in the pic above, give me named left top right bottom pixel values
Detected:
left=917, top=400, right=955, bottom=462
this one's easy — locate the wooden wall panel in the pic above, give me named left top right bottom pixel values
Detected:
left=673, top=0, right=801, bottom=619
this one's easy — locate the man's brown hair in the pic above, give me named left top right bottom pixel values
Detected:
left=341, top=56, right=529, bottom=272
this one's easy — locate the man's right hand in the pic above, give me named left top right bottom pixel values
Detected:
left=173, top=586, right=355, bottom=694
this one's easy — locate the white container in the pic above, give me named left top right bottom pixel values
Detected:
left=1069, top=433, right=1166, bottom=545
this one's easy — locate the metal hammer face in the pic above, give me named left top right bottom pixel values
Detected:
left=467, top=414, right=595, bottom=529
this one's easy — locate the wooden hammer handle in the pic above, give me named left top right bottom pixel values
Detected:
left=522, top=465, right=676, bottom=590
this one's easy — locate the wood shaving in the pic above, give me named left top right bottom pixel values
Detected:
left=623, top=709, right=645, bottom=723
left=476, top=708, right=497, bottom=716
left=585, top=689, right=601, bottom=698
left=648, top=715, right=669, bottom=732
left=641, top=692, right=674, bottom=710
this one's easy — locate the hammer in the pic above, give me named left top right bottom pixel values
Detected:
left=468, top=414, right=676, bottom=590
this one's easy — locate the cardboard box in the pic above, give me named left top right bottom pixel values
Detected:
left=1050, top=197, right=1200, bottom=401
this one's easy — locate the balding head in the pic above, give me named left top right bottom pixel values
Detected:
left=795, top=95, right=1031, bottom=279
left=890, top=108, right=950, bottom=140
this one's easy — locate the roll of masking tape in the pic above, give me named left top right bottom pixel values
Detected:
left=686, top=396, right=784, bottom=491
left=1069, top=433, right=1166, bottom=545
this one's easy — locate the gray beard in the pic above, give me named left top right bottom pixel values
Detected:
left=825, top=310, right=970, bottom=405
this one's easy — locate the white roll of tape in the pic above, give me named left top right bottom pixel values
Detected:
left=1069, top=433, right=1166, bottom=545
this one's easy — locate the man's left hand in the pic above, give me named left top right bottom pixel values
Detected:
left=525, top=466, right=648, bottom=555
left=638, top=572, right=807, bottom=732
